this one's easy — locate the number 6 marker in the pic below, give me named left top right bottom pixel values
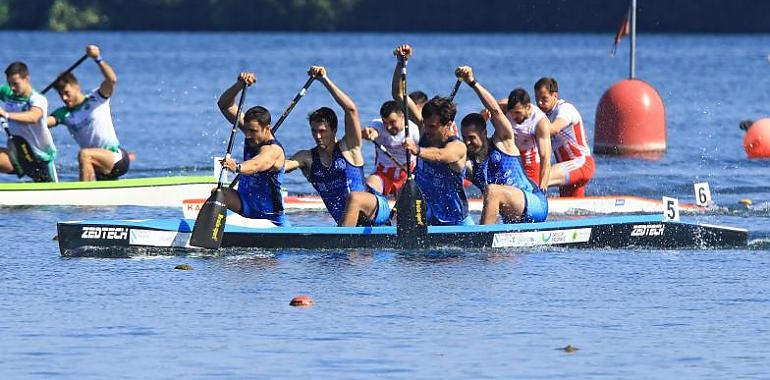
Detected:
left=662, top=196, right=680, bottom=222
left=694, top=182, right=712, bottom=207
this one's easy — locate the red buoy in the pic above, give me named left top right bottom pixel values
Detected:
left=744, top=118, right=770, bottom=159
left=289, top=295, right=314, bottom=307
left=594, top=79, right=666, bottom=158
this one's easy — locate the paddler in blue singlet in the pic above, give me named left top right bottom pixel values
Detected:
left=394, top=45, right=473, bottom=226
left=47, top=45, right=128, bottom=181
left=456, top=66, right=548, bottom=224
left=285, top=66, right=390, bottom=227
left=0, top=61, right=57, bottom=182
left=216, top=72, right=289, bottom=226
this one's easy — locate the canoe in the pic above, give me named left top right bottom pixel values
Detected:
left=56, top=214, right=747, bottom=256
left=0, top=176, right=217, bottom=207
left=183, top=195, right=706, bottom=217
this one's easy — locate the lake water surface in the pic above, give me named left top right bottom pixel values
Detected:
left=0, top=31, right=769, bottom=379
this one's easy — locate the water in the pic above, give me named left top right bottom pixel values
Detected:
left=1, top=32, right=769, bottom=378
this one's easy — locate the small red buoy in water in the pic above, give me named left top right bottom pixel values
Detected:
left=128, top=152, right=137, bottom=161
left=289, top=295, right=314, bottom=307
left=594, top=79, right=666, bottom=159
left=743, top=118, right=770, bottom=159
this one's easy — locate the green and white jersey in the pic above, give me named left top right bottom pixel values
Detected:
left=50, top=88, right=119, bottom=152
left=0, top=84, right=56, bottom=161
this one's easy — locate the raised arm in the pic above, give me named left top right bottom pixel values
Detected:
left=391, top=44, right=423, bottom=126
left=85, top=45, right=117, bottom=98
left=535, top=117, right=552, bottom=191
left=217, top=72, right=255, bottom=128
left=456, top=66, right=513, bottom=142
left=309, top=66, right=361, bottom=150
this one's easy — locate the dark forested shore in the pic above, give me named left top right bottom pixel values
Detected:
left=0, top=0, right=766, bottom=33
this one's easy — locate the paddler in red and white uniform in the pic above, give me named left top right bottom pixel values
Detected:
left=534, top=77, right=595, bottom=198
left=499, top=89, right=552, bottom=191
left=362, top=99, right=420, bottom=196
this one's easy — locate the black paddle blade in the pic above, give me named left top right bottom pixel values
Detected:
left=190, top=188, right=228, bottom=249
left=396, top=179, right=427, bottom=240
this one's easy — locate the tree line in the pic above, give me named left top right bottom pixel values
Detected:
left=0, top=0, right=767, bottom=33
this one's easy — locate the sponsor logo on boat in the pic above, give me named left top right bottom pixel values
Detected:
left=630, top=224, right=665, bottom=237
left=492, top=228, right=592, bottom=248
left=81, top=226, right=129, bottom=240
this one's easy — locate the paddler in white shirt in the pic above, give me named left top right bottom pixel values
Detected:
left=47, top=45, right=128, bottom=181
left=0, top=61, right=57, bottom=182
left=362, top=99, right=420, bottom=196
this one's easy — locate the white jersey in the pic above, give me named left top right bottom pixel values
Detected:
left=0, top=84, right=55, bottom=161
left=507, top=104, right=547, bottom=165
left=547, top=99, right=591, bottom=161
left=370, top=118, right=420, bottom=170
left=51, top=88, right=120, bottom=152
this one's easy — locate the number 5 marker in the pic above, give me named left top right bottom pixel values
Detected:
left=662, top=196, right=680, bottom=222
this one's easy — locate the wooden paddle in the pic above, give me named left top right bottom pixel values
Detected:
left=227, top=74, right=315, bottom=187
left=189, top=83, right=249, bottom=249
left=395, top=55, right=427, bottom=242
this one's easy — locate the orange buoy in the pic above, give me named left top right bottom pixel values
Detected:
left=289, top=295, right=314, bottom=307
left=128, top=152, right=137, bottom=161
left=594, top=79, right=666, bottom=158
left=743, top=118, right=770, bottom=159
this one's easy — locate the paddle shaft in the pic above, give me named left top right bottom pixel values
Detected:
left=400, top=57, right=411, bottom=178
left=1, top=117, right=9, bottom=138
left=229, top=75, right=315, bottom=187
left=272, top=75, right=315, bottom=134
left=448, top=79, right=462, bottom=102
left=218, top=83, right=249, bottom=188
left=41, top=54, right=88, bottom=95
left=372, top=141, right=408, bottom=172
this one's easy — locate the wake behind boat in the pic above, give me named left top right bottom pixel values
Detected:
left=56, top=213, right=747, bottom=256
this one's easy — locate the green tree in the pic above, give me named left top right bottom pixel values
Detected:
left=47, top=0, right=103, bottom=31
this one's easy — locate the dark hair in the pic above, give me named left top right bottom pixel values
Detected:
left=409, top=90, right=428, bottom=105
left=507, top=88, right=531, bottom=110
left=461, top=113, right=487, bottom=132
left=244, top=105, right=271, bottom=127
left=421, top=96, right=456, bottom=126
left=53, top=72, right=79, bottom=92
left=534, top=77, right=558, bottom=94
left=4, top=61, right=28, bottom=78
left=309, top=106, right=338, bottom=131
left=379, top=100, right=404, bottom=119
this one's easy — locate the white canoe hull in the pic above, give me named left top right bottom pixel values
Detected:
left=0, top=176, right=217, bottom=207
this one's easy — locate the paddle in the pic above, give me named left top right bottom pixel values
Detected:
left=189, top=84, right=249, bottom=249
left=41, top=54, right=89, bottom=95
left=228, top=74, right=315, bottom=187
left=395, top=55, right=427, bottom=242
left=372, top=141, right=408, bottom=172
left=448, top=79, right=462, bottom=102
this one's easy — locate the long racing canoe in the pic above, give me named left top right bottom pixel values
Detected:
left=56, top=214, right=747, bottom=256
left=183, top=195, right=706, bottom=217
left=0, top=176, right=217, bottom=207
